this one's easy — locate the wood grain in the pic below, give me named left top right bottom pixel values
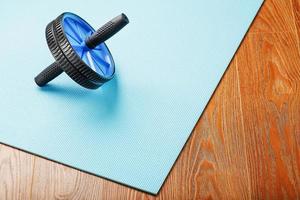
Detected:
left=1, top=0, right=300, bottom=199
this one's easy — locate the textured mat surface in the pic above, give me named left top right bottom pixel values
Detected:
left=0, top=0, right=263, bottom=194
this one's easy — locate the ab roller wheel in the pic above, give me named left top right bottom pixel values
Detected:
left=35, top=12, right=129, bottom=89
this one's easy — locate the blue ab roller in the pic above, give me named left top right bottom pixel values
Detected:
left=35, top=12, right=129, bottom=89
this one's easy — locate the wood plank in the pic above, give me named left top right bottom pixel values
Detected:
left=251, top=0, right=296, bottom=33
left=0, top=145, right=35, bottom=200
left=237, top=1, right=300, bottom=198
left=291, top=0, right=300, bottom=30
left=291, top=0, right=300, bottom=46
left=236, top=30, right=300, bottom=199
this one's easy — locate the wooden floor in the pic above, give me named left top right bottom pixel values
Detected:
left=1, top=0, right=299, bottom=199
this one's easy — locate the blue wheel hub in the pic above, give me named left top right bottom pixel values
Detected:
left=62, top=13, right=115, bottom=78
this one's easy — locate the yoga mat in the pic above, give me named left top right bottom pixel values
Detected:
left=0, top=0, right=263, bottom=194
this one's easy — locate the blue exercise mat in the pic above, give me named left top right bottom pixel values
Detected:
left=0, top=0, right=263, bottom=194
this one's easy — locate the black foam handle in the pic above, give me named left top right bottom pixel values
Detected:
left=35, top=62, right=63, bottom=87
left=85, top=13, right=129, bottom=49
